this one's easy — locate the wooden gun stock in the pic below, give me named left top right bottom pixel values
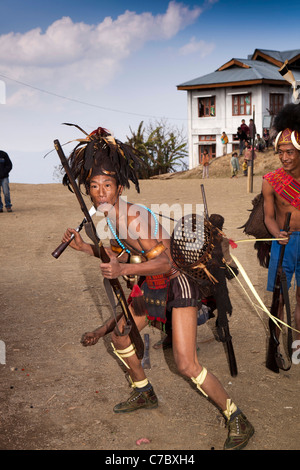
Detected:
left=53, top=139, right=144, bottom=359
left=200, top=184, right=209, bottom=219
left=266, top=212, right=291, bottom=373
left=200, top=184, right=237, bottom=377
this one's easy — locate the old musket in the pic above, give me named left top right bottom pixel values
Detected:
left=201, top=184, right=238, bottom=377
left=52, top=139, right=144, bottom=359
left=266, top=212, right=292, bottom=373
left=52, top=206, right=96, bottom=259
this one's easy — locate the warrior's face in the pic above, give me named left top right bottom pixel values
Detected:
left=89, top=174, right=122, bottom=213
left=278, top=142, right=300, bottom=172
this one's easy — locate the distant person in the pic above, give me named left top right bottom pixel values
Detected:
left=240, top=119, right=249, bottom=137
left=0, top=150, right=13, bottom=213
left=221, top=132, right=228, bottom=155
left=244, top=141, right=256, bottom=172
left=254, top=134, right=265, bottom=152
left=202, top=149, right=210, bottom=178
left=230, top=152, right=239, bottom=178
left=263, top=129, right=270, bottom=149
left=237, top=127, right=247, bottom=156
left=242, top=159, right=248, bottom=176
left=248, top=119, right=256, bottom=142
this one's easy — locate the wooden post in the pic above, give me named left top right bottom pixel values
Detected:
left=247, top=106, right=255, bottom=193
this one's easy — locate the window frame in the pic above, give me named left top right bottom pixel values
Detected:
left=232, top=93, right=252, bottom=116
left=269, top=93, right=284, bottom=115
left=198, top=96, right=216, bottom=117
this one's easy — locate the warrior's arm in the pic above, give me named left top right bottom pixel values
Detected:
left=100, top=246, right=171, bottom=279
left=81, top=313, right=123, bottom=346
left=262, top=179, right=289, bottom=244
left=61, top=228, right=97, bottom=255
left=61, top=228, right=128, bottom=260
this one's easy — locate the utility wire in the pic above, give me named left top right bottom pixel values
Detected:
left=0, top=71, right=187, bottom=121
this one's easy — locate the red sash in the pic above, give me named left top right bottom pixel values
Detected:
left=263, top=167, right=300, bottom=210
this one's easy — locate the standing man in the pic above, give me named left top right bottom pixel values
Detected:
left=237, top=127, right=247, bottom=156
left=262, top=103, right=300, bottom=344
left=60, top=125, right=254, bottom=450
left=248, top=119, right=256, bottom=143
left=0, top=150, right=13, bottom=213
left=240, top=119, right=249, bottom=138
left=201, top=149, right=210, bottom=178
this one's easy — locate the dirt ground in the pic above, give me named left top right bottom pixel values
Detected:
left=1, top=169, right=300, bottom=452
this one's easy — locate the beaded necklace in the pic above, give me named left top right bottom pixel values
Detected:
left=106, top=204, right=158, bottom=255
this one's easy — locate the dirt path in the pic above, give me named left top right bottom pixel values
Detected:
left=1, top=176, right=299, bottom=451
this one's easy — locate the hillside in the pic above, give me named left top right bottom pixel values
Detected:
left=151, top=148, right=280, bottom=180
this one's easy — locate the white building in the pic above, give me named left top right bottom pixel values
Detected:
left=177, top=48, right=300, bottom=169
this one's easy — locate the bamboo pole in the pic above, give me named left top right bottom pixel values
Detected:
left=247, top=105, right=255, bottom=193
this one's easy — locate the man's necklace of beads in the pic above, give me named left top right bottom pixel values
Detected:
left=106, top=205, right=159, bottom=255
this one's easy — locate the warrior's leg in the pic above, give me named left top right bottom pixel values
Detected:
left=172, top=306, right=254, bottom=450
left=111, top=311, right=158, bottom=413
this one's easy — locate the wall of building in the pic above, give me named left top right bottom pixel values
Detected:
left=187, top=83, right=291, bottom=169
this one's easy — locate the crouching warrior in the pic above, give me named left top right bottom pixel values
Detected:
left=60, top=125, right=254, bottom=450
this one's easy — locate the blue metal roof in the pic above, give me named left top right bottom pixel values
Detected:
left=177, top=49, right=300, bottom=88
left=251, top=49, right=300, bottom=62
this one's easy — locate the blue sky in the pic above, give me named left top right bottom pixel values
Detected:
left=0, top=0, right=299, bottom=183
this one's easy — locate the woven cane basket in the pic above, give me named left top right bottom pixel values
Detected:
left=170, top=213, right=216, bottom=283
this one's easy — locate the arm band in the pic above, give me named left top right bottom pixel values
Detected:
left=144, top=242, right=166, bottom=260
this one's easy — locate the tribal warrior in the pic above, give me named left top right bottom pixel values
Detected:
left=60, top=125, right=254, bottom=450
left=262, top=103, right=300, bottom=344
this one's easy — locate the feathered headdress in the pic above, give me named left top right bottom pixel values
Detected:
left=62, top=123, right=144, bottom=193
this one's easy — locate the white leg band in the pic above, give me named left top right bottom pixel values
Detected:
left=223, top=399, right=238, bottom=420
left=133, top=378, right=149, bottom=389
left=111, top=343, right=136, bottom=369
left=191, top=367, right=208, bottom=397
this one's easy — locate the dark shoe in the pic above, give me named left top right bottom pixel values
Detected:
left=113, top=386, right=158, bottom=413
left=224, top=413, right=254, bottom=450
left=0, top=209, right=3, bottom=213
left=6, top=207, right=12, bottom=212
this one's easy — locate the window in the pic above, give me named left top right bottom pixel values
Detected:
left=232, top=94, right=251, bottom=115
left=198, top=96, right=216, bottom=117
left=269, top=93, right=284, bottom=115
left=199, top=135, right=216, bottom=142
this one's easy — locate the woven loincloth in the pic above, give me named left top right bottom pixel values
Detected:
left=141, top=275, right=170, bottom=325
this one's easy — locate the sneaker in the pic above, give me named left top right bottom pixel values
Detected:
left=6, top=208, right=12, bottom=212
left=113, top=386, right=158, bottom=413
left=224, top=413, right=254, bottom=450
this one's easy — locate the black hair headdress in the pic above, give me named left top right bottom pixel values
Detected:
left=273, top=103, right=300, bottom=134
left=62, top=123, right=144, bottom=193
left=273, top=104, right=300, bottom=151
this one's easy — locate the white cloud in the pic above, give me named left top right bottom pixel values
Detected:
left=179, top=36, right=215, bottom=57
left=0, top=2, right=202, bottom=94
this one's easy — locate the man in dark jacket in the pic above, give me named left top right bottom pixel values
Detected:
left=237, top=127, right=247, bottom=156
left=0, top=150, right=13, bottom=212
